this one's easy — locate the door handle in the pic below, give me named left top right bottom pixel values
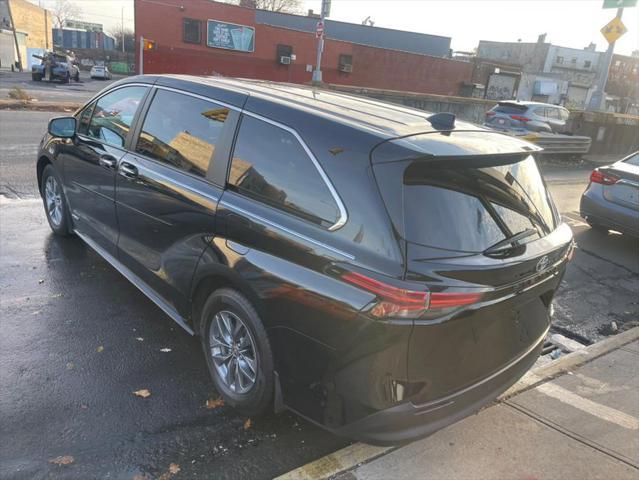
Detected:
left=119, top=162, right=138, bottom=179
left=99, top=155, right=117, bottom=170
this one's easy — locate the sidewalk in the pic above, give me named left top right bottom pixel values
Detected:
left=278, top=328, right=639, bottom=480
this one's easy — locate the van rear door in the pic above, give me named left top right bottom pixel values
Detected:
left=371, top=131, right=573, bottom=403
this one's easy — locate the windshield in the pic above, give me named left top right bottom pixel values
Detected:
left=399, top=155, right=556, bottom=253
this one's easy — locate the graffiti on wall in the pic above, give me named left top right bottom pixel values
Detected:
left=485, top=73, right=518, bottom=100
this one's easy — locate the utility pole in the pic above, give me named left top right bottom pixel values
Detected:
left=312, top=0, right=330, bottom=84
left=139, top=35, right=144, bottom=74
left=121, top=7, right=125, bottom=53
left=588, top=7, right=624, bottom=111
left=6, top=0, right=23, bottom=71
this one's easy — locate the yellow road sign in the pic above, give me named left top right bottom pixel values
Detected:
left=601, top=16, right=627, bottom=44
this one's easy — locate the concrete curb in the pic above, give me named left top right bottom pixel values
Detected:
left=0, top=99, right=81, bottom=112
left=274, top=326, right=639, bottom=480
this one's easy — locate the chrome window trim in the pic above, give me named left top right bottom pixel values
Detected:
left=142, top=85, right=348, bottom=231
left=220, top=200, right=355, bottom=260
left=75, top=82, right=152, bottom=116
left=241, top=110, right=348, bottom=231
left=154, top=85, right=242, bottom=111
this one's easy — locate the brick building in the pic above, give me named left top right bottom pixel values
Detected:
left=0, top=0, right=52, bottom=69
left=134, top=0, right=473, bottom=95
left=605, top=52, right=639, bottom=115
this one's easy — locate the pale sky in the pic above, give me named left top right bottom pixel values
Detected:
left=34, top=0, right=639, bottom=56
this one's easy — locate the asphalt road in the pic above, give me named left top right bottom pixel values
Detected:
left=1, top=110, right=638, bottom=479
left=0, top=70, right=120, bottom=103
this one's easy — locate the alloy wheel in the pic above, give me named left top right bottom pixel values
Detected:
left=44, top=176, right=63, bottom=227
left=209, top=310, right=258, bottom=394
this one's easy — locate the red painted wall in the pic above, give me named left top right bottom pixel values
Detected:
left=134, top=0, right=472, bottom=95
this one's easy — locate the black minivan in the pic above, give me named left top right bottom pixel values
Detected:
left=37, top=75, right=573, bottom=445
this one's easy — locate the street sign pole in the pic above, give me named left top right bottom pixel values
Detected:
left=312, top=0, right=331, bottom=84
left=588, top=7, right=624, bottom=111
left=139, top=35, right=144, bottom=75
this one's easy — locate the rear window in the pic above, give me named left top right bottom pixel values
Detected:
left=384, top=155, right=556, bottom=253
left=493, top=103, right=528, bottom=115
left=624, top=153, right=639, bottom=166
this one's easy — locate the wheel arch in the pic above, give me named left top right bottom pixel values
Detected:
left=190, top=260, right=263, bottom=338
left=36, top=155, right=53, bottom=194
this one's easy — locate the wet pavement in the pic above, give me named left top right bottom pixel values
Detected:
left=1, top=111, right=638, bottom=479
left=0, top=201, right=349, bottom=479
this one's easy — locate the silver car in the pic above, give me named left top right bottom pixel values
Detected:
left=484, top=101, right=570, bottom=134
left=580, top=151, right=639, bottom=238
left=90, top=65, right=112, bottom=80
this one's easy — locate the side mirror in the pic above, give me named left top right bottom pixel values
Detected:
left=48, top=116, right=76, bottom=138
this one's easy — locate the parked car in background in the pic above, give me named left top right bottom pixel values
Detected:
left=580, top=151, right=639, bottom=238
left=32, top=52, right=80, bottom=83
left=37, top=75, right=573, bottom=445
left=90, top=65, right=112, bottom=80
left=484, top=101, right=570, bottom=134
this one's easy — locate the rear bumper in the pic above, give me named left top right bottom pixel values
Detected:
left=334, top=329, right=546, bottom=445
left=580, top=188, right=639, bottom=238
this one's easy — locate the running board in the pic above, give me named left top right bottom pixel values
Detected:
left=73, top=230, right=195, bottom=336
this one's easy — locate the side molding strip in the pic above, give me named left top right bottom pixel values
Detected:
left=73, top=230, right=195, bottom=336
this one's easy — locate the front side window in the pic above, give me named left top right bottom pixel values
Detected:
left=77, top=101, right=96, bottom=135
left=135, top=89, right=229, bottom=178
left=87, top=86, right=148, bottom=148
left=228, top=116, right=339, bottom=227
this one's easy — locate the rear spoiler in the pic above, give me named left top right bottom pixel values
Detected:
left=371, top=129, right=543, bottom=165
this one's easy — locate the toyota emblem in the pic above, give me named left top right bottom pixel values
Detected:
left=536, top=255, right=550, bottom=273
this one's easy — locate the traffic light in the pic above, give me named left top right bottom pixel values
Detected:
left=143, top=39, right=156, bottom=51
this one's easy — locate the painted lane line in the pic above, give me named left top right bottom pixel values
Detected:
left=537, top=382, right=639, bottom=430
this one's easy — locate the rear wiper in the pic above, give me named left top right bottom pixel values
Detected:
left=483, top=228, right=538, bottom=254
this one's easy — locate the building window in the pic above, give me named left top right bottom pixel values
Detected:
left=556, top=56, right=564, bottom=64
left=339, top=54, right=353, bottom=73
left=277, top=44, right=293, bottom=64
left=183, top=18, right=201, bottom=44
left=584, top=60, right=591, bottom=68
left=571, top=57, right=577, bottom=65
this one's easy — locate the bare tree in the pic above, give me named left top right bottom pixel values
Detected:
left=51, top=0, right=82, bottom=28
left=109, top=26, right=136, bottom=53
left=225, top=0, right=304, bottom=14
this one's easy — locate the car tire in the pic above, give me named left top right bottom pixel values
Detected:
left=200, top=288, right=274, bottom=416
left=32, top=73, right=41, bottom=81
left=41, top=165, right=73, bottom=236
left=62, top=73, right=70, bottom=84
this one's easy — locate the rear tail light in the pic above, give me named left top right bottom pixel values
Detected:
left=341, top=272, right=482, bottom=319
left=510, top=115, right=530, bottom=122
left=589, top=169, right=619, bottom=185
left=485, top=111, right=496, bottom=117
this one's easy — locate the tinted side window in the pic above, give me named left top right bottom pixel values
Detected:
left=77, top=101, right=96, bottom=135
left=135, top=89, right=229, bottom=178
left=87, top=86, right=147, bottom=148
left=228, top=116, right=339, bottom=227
